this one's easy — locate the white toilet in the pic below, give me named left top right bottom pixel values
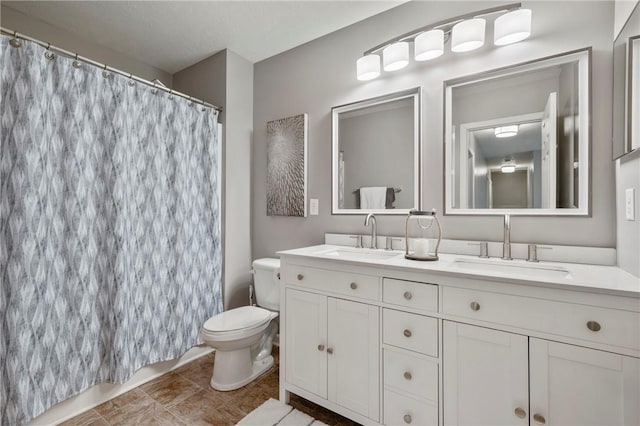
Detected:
left=201, top=258, right=280, bottom=391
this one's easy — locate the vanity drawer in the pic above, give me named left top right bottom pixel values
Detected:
left=286, top=265, right=380, bottom=301
left=383, top=309, right=438, bottom=356
left=384, top=349, right=438, bottom=401
left=441, top=286, right=640, bottom=351
left=384, top=388, right=438, bottom=426
left=383, top=278, right=438, bottom=312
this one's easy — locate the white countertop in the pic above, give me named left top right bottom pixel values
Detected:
left=278, top=244, right=640, bottom=298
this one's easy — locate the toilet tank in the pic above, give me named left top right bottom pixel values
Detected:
left=252, top=258, right=280, bottom=311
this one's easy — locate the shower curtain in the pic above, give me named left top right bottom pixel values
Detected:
left=0, top=35, right=223, bottom=425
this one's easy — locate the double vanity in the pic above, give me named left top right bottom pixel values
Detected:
left=291, top=6, right=640, bottom=424
left=278, top=241, right=640, bottom=426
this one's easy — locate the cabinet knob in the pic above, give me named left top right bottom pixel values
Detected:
left=297, top=274, right=304, bottom=280
left=403, top=329, right=412, bottom=338
left=514, top=407, right=527, bottom=419
left=326, top=347, right=334, bottom=354
left=403, top=291, right=413, bottom=300
left=586, top=320, right=601, bottom=332
left=403, top=414, right=412, bottom=424
left=317, top=344, right=325, bottom=352
left=403, top=371, right=412, bottom=380
left=350, top=282, right=358, bottom=290
left=533, top=414, right=546, bottom=425
left=470, top=301, right=481, bottom=311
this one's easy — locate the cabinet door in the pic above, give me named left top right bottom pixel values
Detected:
left=327, top=298, right=380, bottom=421
left=443, top=321, right=529, bottom=426
left=285, top=289, right=327, bottom=398
left=530, top=338, right=640, bottom=426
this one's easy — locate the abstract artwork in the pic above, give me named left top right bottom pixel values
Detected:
left=267, top=114, right=308, bottom=216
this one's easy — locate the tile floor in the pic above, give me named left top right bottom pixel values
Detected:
left=60, top=348, right=359, bottom=426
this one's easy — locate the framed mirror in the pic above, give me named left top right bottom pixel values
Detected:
left=613, top=2, right=640, bottom=159
left=444, top=48, right=590, bottom=216
left=332, top=88, right=421, bottom=214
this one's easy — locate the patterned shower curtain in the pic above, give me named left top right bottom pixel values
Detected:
left=0, top=35, right=223, bottom=425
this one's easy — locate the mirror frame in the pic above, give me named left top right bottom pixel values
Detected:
left=613, top=2, right=640, bottom=159
left=331, top=87, right=422, bottom=215
left=443, top=48, right=591, bottom=216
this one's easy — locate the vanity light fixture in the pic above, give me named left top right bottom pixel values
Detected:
left=357, top=54, right=381, bottom=81
left=356, top=2, right=531, bottom=81
left=383, top=41, right=409, bottom=71
left=414, top=29, right=444, bottom=61
left=501, top=157, right=517, bottom=173
left=494, top=9, right=532, bottom=46
left=451, top=18, right=486, bottom=52
left=494, top=125, right=519, bottom=138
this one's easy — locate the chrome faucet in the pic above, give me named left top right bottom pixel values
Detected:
left=502, top=214, right=512, bottom=260
left=364, top=213, right=377, bottom=249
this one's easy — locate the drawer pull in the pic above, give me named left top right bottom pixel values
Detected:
left=403, top=414, right=412, bottom=424
left=317, top=344, right=325, bottom=352
left=514, top=407, right=527, bottom=419
left=586, top=320, right=601, bottom=332
left=350, top=282, right=358, bottom=290
left=470, top=301, right=481, bottom=311
left=403, top=291, right=413, bottom=300
left=533, top=413, right=546, bottom=425
left=403, top=371, right=412, bottom=380
left=297, top=274, right=304, bottom=281
left=403, top=329, right=412, bottom=338
left=326, top=347, right=334, bottom=354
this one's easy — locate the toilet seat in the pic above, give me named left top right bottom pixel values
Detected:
left=202, top=306, right=275, bottom=341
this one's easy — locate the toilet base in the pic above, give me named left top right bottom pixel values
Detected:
left=210, top=352, right=274, bottom=391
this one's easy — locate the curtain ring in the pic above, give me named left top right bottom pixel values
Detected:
left=72, top=53, right=82, bottom=69
left=9, top=31, right=21, bottom=48
left=168, top=89, right=174, bottom=100
left=127, top=73, right=135, bottom=86
left=201, top=100, right=207, bottom=112
left=188, top=96, right=193, bottom=106
left=102, top=64, right=111, bottom=78
left=44, top=44, right=55, bottom=60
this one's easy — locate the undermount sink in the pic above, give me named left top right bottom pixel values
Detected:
left=453, top=258, right=572, bottom=279
left=317, top=247, right=401, bottom=261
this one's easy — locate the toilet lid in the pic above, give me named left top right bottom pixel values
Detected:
left=203, top=306, right=272, bottom=332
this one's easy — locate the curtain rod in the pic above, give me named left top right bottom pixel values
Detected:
left=1, top=27, right=223, bottom=113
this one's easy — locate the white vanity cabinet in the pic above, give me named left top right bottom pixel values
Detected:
left=283, top=265, right=381, bottom=423
left=279, top=247, right=640, bottom=426
left=529, top=338, right=640, bottom=426
left=442, top=282, right=640, bottom=426
left=443, top=321, right=640, bottom=426
left=442, top=322, right=529, bottom=426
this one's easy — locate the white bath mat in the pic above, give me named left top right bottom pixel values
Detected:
left=237, top=398, right=327, bottom=426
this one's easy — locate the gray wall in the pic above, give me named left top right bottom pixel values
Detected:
left=252, top=1, right=617, bottom=260
left=1, top=5, right=171, bottom=85
left=174, top=50, right=254, bottom=309
left=615, top=0, right=640, bottom=277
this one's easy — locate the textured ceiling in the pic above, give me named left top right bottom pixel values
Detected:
left=3, top=1, right=404, bottom=73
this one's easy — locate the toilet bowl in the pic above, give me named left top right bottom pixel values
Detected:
left=201, top=258, right=280, bottom=391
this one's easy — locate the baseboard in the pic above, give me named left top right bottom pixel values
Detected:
left=26, top=345, right=214, bottom=426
